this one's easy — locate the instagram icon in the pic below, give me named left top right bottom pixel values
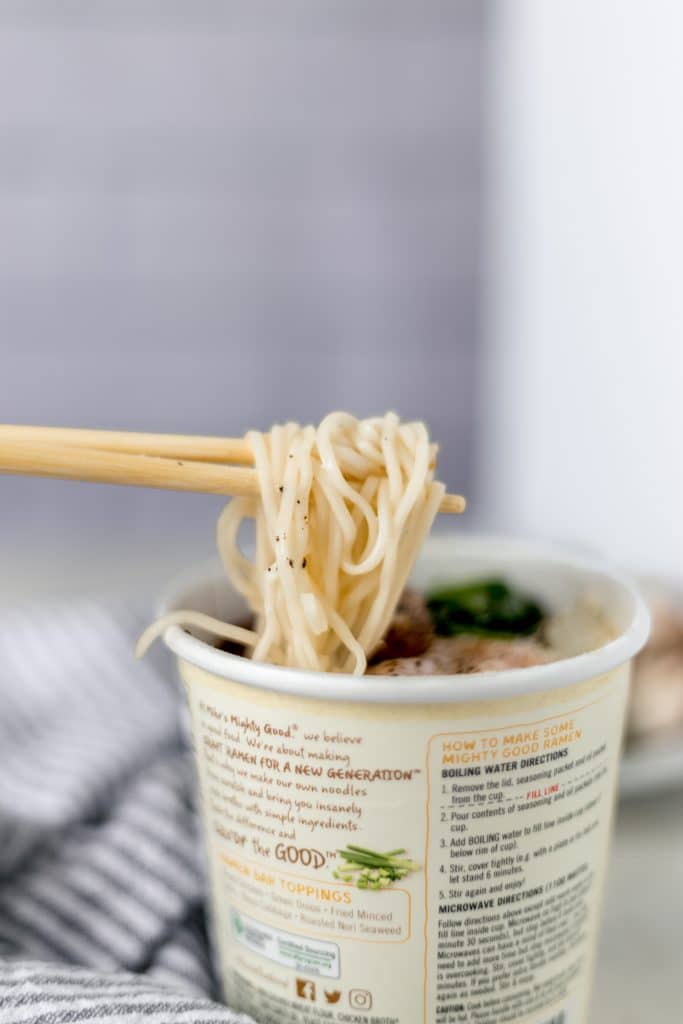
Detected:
left=349, top=990, right=373, bottom=1010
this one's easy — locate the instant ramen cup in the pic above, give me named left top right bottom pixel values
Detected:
left=160, top=535, right=649, bottom=1024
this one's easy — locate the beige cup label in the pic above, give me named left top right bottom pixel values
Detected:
left=182, top=664, right=628, bottom=1024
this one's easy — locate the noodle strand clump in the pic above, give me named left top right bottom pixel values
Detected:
left=218, top=412, right=444, bottom=674
left=137, top=412, right=444, bottom=675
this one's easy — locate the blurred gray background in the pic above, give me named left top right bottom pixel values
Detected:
left=0, top=0, right=485, bottom=592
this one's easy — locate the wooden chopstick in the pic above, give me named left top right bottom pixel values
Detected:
left=0, top=440, right=260, bottom=497
left=0, top=427, right=467, bottom=513
left=0, top=424, right=252, bottom=464
left=438, top=492, right=466, bottom=514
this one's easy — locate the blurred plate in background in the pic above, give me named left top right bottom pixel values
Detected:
left=621, top=577, right=683, bottom=797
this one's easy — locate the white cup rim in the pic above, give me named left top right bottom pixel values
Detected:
left=158, top=534, right=650, bottom=704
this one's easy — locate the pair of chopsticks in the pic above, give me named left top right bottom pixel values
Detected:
left=0, top=425, right=466, bottom=514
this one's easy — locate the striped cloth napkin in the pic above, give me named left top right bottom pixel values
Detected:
left=0, top=598, right=253, bottom=1023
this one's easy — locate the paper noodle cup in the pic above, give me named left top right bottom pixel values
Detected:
left=160, top=535, right=649, bottom=1024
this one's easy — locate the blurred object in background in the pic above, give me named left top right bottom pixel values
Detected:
left=628, top=579, right=683, bottom=743
left=479, top=0, right=683, bottom=578
left=0, top=0, right=486, bottom=576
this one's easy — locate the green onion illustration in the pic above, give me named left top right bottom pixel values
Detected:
left=333, top=845, right=420, bottom=890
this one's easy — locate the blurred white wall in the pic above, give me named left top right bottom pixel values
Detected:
left=480, top=1, right=683, bottom=575
left=0, top=1, right=485, bottom=548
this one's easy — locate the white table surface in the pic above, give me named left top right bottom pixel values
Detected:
left=1, top=534, right=681, bottom=1024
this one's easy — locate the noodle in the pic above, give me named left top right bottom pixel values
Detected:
left=137, top=412, right=445, bottom=675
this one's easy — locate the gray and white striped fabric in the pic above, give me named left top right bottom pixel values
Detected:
left=0, top=599, right=253, bottom=1023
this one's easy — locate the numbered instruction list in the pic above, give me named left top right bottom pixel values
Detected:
left=425, top=716, right=613, bottom=1024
